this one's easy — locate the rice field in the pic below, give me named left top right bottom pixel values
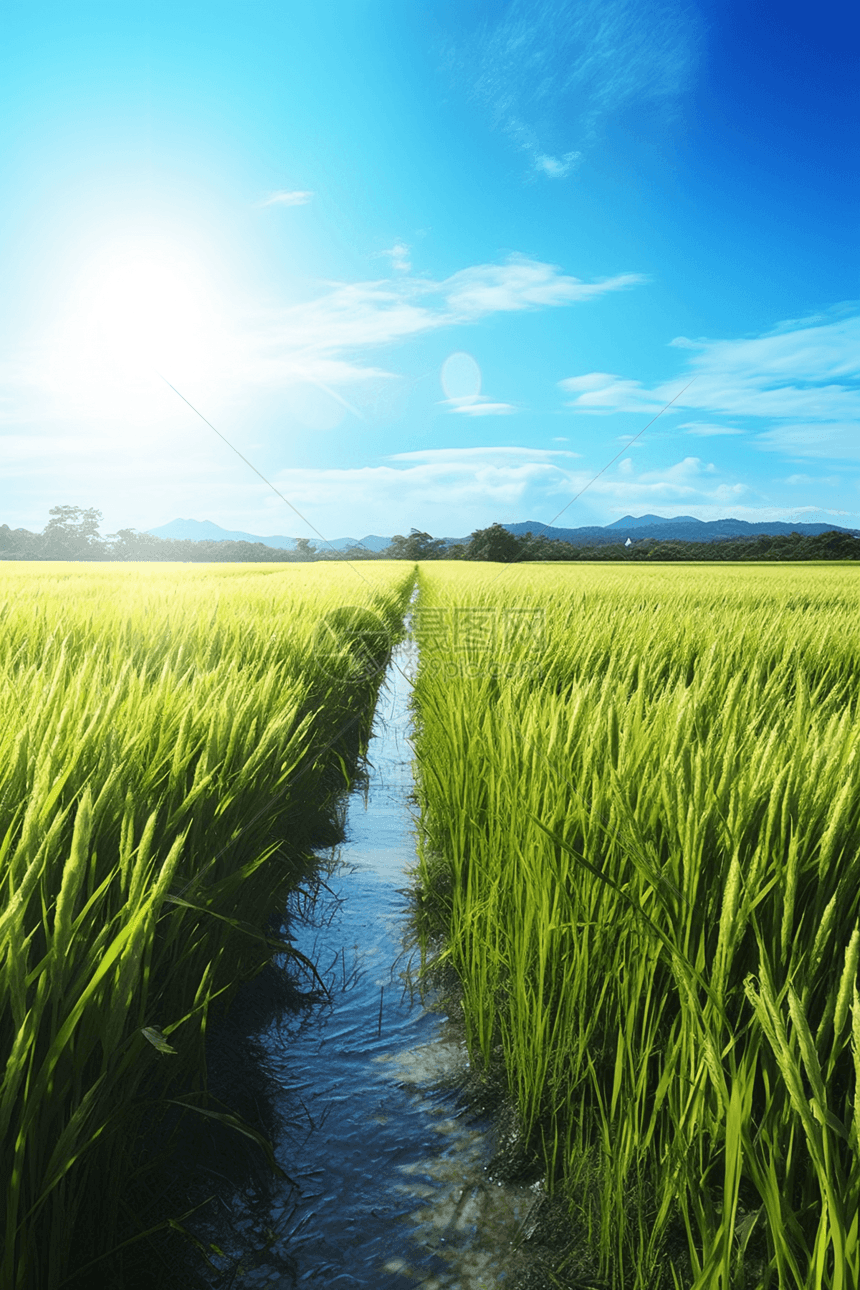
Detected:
left=0, top=561, right=413, bottom=1290
left=410, top=562, right=860, bottom=1290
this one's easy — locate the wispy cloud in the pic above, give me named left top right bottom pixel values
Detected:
left=266, top=445, right=584, bottom=532
left=559, top=308, right=860, bottom=458
left=443, top=258, right=642, bottom=317
left=782, top=473, right=842, bottom=486
left=246, top=256, right=643, bottom=391
left=258, top=190, right=314, bottom=207
left=0, top=253, right=643, bottom=446
left=535, top=151, right=582, bottom=178
left=442, top=396, right=516, bottom=416
left=593, top=455, right=729, bottom=504
left=261, top=448, right=854, bottom=538
left=680, top=421, right=745, bottom=437
left=552, top=455, right=825, bottom=520
left=381, top=242, right=412, bottom=273
left=388, top=446, right=580, bottom=463
left=756, top=422, right=860, bottom=459
left=452, top=0, right=701, bottom=176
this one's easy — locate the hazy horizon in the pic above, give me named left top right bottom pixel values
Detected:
left=2, top=1, right=857, bottom=544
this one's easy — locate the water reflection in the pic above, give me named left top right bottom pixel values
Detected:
left=207, top=641, right=536, bottom=1287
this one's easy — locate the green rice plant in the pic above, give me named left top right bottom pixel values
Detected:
left=411, top=562, right=860, bottom=1289
left=0, top=561, right=413, bottom=1290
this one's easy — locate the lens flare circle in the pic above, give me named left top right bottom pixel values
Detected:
left=441, top=351, right=482, bottom=404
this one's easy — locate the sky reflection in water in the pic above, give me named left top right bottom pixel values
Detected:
left=217, top=641, right=539, bottom=1287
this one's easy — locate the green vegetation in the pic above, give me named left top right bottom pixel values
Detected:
left=411, top=562, right=860, bottom=1289
left=4, top=509, right=857, bottom=564
left=508, top=528, right=860, bottom=562
left=0, top=561, right=413, bottom=1290
left=0, top=507, right=327, bottom=562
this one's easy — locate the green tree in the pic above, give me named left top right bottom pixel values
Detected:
left=384, top=529, right=447, bottom=560
left=465, top=523, right=522, bottom=563
left=105, top=528, right=167, bottom=561
left=41, top=506, right=106, bottom=559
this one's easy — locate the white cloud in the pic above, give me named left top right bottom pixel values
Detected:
left=543, top=455, right=768, bottom=525
left=534, top=151, right=582, bottom=178
left=275, top=447, right=749, bottom=535
left=259, top=190, right=314, bottom=207
left=679, top=421, right=745, bottom=437
left=454, top=0, right=701, bottom=175
left=755, top=421, right=860, bottom=458
left=559, top=371, right=657, bottom=411
left=0, top=250, right=643, bottom=506
left=782, top=473, right=841, bottom=486
left=242, top=256, right=642, bottom=393
left=559, top=309, right=860, bottom=458
left=265, top=446, right=584, bottom=535
left=0, top=431, right=115, bottom=465
left=243, top=454, right=857, bottom=540
left=560, top=371, right=618, bottom=393
left=382, top=242, right=412, bottom=273
left=550, top=456, right=860, bottom=527
left=251, top=256, right=639, bottom=391
left=389, top=446, right=580, bottom=462
left=443, top=397, right=517, bottom=416
left=442, top=260, right=642, bottom=319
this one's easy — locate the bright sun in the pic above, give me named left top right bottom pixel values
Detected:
left=52, top=237, right=224, bottom=408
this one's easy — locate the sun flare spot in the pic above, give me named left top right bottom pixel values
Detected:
left=51, top=237, right=226, bottom=415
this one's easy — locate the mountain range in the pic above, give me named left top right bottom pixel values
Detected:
left=146, top=518, right=391, bottom=552
left=497, top=516, right=860, bottom=546
left=148, top=515, right=860, bottom=551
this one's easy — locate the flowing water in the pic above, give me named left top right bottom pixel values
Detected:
left=203, top=636, right=544, bottom=1288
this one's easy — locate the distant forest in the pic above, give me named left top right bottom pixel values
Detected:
left=2, top=507, right=859, bottom=563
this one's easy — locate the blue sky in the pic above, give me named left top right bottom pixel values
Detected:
left=1, top=0, right=858, bottom=540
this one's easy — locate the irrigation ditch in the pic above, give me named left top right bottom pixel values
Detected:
left=98, top=606, right=573, bottom=1290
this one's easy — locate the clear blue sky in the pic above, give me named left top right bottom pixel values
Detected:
left=1, top=0, right=858, bottom=540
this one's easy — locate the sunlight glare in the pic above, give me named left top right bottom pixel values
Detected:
left=51, top=237, right=226, bottom=415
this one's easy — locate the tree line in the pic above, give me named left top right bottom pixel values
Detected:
left=454, top=524, right=860, bottom=563
left=0, top=508, right=318, bottom=562
left=2, top=509, right=858, bottom=563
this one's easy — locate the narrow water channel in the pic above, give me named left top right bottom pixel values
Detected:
left=206, top=634, right=543, bottom=1287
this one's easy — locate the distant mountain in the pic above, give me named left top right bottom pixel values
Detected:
left=606, top=513, right=700, bottom=530
left=147, top=515, right=860, bottom=556
left=342, top=534, right=392, bottom=553
left=146, top=519, right=391, bottom=552
left=496, top=517, right=860, bottom=546
left=148, top=519, right=296, bottom=547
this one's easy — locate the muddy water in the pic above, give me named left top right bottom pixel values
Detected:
left=214, top=638, right=542, bottom=1287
